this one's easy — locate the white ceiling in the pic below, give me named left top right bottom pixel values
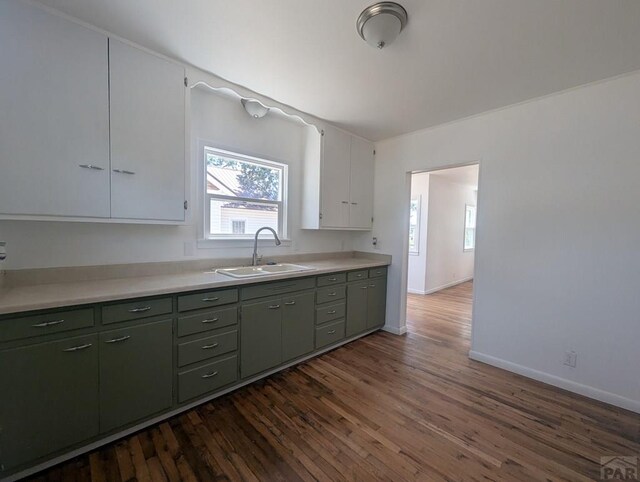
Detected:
left=36, top=0, right=640, bottom=141
left=428, top=165, right=479, bottom=189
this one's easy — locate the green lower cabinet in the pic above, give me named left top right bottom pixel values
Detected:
left=0, top=334, right=99, bottom=472
left=281, top=291, right=315, bottom=362
left=99, top=319, right=173, bottom=433
left=366, top=278, right=387, bottom=329
left=240, top=298, right=282, bottom=379
left=346, top=281, right=369, bottom=336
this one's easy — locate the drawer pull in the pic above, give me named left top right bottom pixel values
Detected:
left=32, top=319, right=65, bottom=328
left=202, top=343, right=219, bottom=350
left=356, top=273, right=363, bottom=277
left=201, top=371, right=218, bottom=379
left=79, top=164, right=104, bottom=171
left=327, top=292, right=337, bottom=296
left=268, top=304, right=281, bottom=310
left=327, top=330, right=336, bottom=335
left=360, top=286, right=368, bottom=290
left=328, top=277, right=337, bottom=281
left=202, top=317, right=219, bottom=324
left=105, top=335, right=131, bottom=344
left=369, top=284, right=376, bottom=288
left=63, top=343, right=92, bottom=352
left=284, top=301, right=296, bottom=306
left=113, top=168, right=136, bottom=175
left=201, top=297, right=220, bottom=302
left=327, top=310, right=337, bottom=315
left=128, top=306, right=151, bottom=313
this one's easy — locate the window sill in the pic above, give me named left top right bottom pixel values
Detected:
left=197, top=238, right=292, bottom=250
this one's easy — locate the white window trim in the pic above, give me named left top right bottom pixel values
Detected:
left=463, top=204, right=476, bottom=252
left=198, top=143, right=290, bottom=247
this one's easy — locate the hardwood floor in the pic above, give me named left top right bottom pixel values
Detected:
left=28, top=281, right=640, bottom=481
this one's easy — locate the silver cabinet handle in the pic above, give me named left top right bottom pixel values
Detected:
left=202, top=343, right=219, bottom=350
left=356, top=274, right=363, bottom=277
left=63, top=343, right=92, bottom=352
left=327, top=310, right=337, bottom=315
left=201, top=371, right=218, bottom=379
left=32, top=319, right=64, bottom=328
left=360, top=286, right=368, bottom=290
left=113, top=169, right=136, bottom=175
left=327, top=292, right=337, bottom=296
left=202, top=317, right=219, bottom=324
left=202, top=297, right=219, bottom=302
left=341, top=201, right=349, bottom=204
left=268, top=304, right=281, bottom=310
left=284, top=301, right=296, bottom=306
left=79, top=164, right=105, bottom=171
left=327, top=330, right=336, bottom=334
left=128, top=306, right=151, bottom=313
left=105, top=335, right=131, bottom=344
left=369, top=284, right=376, bottom=288
left=351, top=202, right=358, bottom=205
left=328, top=277, right=337, bottom=282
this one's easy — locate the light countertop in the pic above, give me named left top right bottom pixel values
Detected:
left=0, top=257, right=389, bottom=315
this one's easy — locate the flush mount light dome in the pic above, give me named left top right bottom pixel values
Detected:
left=357, top=2, right=408, bottom=49
left=241, top=98, right=270, bottom=118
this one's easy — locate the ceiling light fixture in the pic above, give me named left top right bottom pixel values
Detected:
left=357, top=2, right=408, bottom=49
left=241, top=98, right=270, bottom=118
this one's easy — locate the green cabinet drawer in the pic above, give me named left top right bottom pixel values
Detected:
left=99, top=320, right=173, bottom=433
left=369, top=267, right=388, bottom=279
left=316, top=302, right=346, bottom=325
left=178, top=329, right=237, bottom=368
left=177, top=307, right=238, bottom=337
left=101, top=297, right=172, bottom=325
left=241, top=277, right=315, bottom=301
left=347, top=270, right=369, bottom=282
left=316, top=284, right=346, bottom=305
left=178, top=288, right=238, bottom=312
left=316, top=272, right=346, bottom=287
left=178, top=355, right=238, bottom=403
left=0, top=308, right=94, bottom=342
left=315, top=319, right=345, bottom=349
left=0, top=334, right=99, bottom=471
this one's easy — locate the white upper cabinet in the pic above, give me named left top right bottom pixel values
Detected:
left=320, top=126, right=351, bottom=228
left=348, top=136, right=375, bottom=229
left=0, top=1, right=110, bottom=218
left=302, top=125, right=374, bottom=230
left=109, top=40, right=186, bottom=221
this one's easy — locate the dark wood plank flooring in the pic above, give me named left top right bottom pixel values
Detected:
left=27, top=281, right=640, bottom=481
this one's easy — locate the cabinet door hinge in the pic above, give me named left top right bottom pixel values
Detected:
left=184, top=77, right=188, bottom=87
left=319, top=212, right=323, bottom=220
left=373, top=149, right=376, bottom=155
left=320, top=129, right=325, bottom=136
left=184, top=200, right=188, bottom=210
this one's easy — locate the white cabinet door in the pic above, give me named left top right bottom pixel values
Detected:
left=0, top=2, right=110, bottom=218
left=109, top=40, right=185, bottom=221
left=349, top=137, right=374, bottom=229
left=320, top=126, right=351, bottom=228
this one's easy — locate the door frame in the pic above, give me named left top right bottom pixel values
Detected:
left=401, top=161, right=482, bottom=345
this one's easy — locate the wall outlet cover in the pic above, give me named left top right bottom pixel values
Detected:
left=563, top=350, right=577, bottom=368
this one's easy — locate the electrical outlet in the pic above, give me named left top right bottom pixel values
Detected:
left=0, top=241, right=6, bottom=261
left=563, top=350, right=577, bottom=368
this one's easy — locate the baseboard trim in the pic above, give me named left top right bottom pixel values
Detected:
left=382, top=324, right=407, bottom=335
left=407, top=288, right=427, bottom=295
left=424, top=277, right=474, bottom=295
left=468, top=350, right=640, bottom=414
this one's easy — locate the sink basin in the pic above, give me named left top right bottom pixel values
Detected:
left=216, top=263, right=315, bottom=279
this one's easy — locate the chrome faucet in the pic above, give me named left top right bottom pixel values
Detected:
left=252, top=227, right=281, bottom=266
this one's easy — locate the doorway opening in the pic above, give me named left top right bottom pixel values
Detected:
left=405, top=164, right=479, bottom=348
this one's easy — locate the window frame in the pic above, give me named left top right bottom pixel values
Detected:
left=463, top=204, right=476, bottom=252
left=202, top=146, right=288, bottom=241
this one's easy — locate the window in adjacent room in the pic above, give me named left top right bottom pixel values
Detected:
left=204, top=147, right=287, bottom=239
left=464, top=204, right=476, bottom=251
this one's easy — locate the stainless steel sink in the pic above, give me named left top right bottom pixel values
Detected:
left=215, top=263, right=315, bottom=279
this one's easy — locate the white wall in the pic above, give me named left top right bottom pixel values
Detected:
left=355, top=70, right=640, bottom=412
left=407, top=173, right=429, bottom=294
left=0, top=70, right=355, bottom=270
left=424, top=175, right=476, bottom=293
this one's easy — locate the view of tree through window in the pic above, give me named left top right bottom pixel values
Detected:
left=204, top=148, right=286, bottom=238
